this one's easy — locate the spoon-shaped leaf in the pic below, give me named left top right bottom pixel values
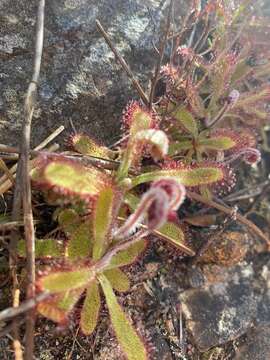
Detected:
left=106, top=240, right=146, bottom=270
left=66, top=220, right=93, bottom=260
left=18, top=238, right=63, bottom=258
left=37, top=288, right=83, bottom=323
left=131, top=165, right=225, bottom=188
left=103, top=268, right=130, bottom=292
left=99, top=274, right=148, bottom=360
left=172, top=107, right=198, bottom=137
left=70, top=133, right=113, bottom=159
left=37, top=268, right=93, bottom=293
left=34, top=157, right=112, bottom=200
left=92, top=186, right=117, bottom=260
left=80, top=280, right=101, bottom=335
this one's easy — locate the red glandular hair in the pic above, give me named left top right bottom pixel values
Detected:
left=160, top=64, right=180, bottom=86
left=210, top=128, right=257, bottom=155
left=162, top=160, right=236, bottom=195
left=121, top=101, right=158, bottom=134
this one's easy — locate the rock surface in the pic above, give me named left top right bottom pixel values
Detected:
left=179, top=254, right=270, bottom=351
left=0, top=0, right=174, bottom=147
left=235, top=326, right=270, bottom=360
left=1, top=1, right=270, bottom=359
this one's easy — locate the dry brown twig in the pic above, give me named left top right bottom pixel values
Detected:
left=0, top=143, right=59, bottom=197
left=0, top=146, right=119, bottom=173
left=187, top=190, right=270, bottom=248
left=96, top=19, right=149, bottom=107
left=10, top=0, right=45, bottom=358
left=0, top=126, right=64, bottom=193
left=0, top=293, right=50, bottom=323
left=0, top=221, right=37, bottom=231
left=12, top=289, right=23, bottom=360
left=149, top=0, right=174, bottom=108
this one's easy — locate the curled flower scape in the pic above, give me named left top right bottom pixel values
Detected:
left=205, top=89, right=240, bottom=127
left=151, top=178, right=186, bottom=211
left=114, top=178, right=186, bottom=239
left=225, top=147, right=261, bottom=165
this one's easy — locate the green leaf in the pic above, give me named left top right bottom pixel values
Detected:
left=58, top=208, right=81, bottom=235
left=108, top=240, right=146, bottom=269
left=253, top=62, right=270, bottom=79
left=99, top=274, right=147, bottom=360
left=158, top=222, right=185, bottom=246
left=188, top=87, right=206, bottom=118
left=80, top=280, right=101, bottom=335
left=172, top=107, right=198, bottom=137
left=17, top=238, right=63, bottom=258
left=57, top=289, right=83, bottom=311
left=154, top=222, right=195, bottom=256
left=231, top=60, right=252, bottom=84
left=235, top=86, right=270, bottom=108
left=37, top=288, right=83, bottom=323
left=131, top=167, right=224, bottom=188
left=92, top=187, right=116, bottom=260
left=129, top=107, right=154, bottom=136
left=67, top=220, right=93, bottom=260
left=38, top=268, right=93, bottom=293
left=198, top=136, right=236, bottom=150
left=37, top=301, right=67, bottom=324
left=168, top=140, right=193, bottom=156
left=103, top=268, right=130, bottom=292
left=38, top=157, right=111, bottom=199
left=71, top=133, right=113, bottom=159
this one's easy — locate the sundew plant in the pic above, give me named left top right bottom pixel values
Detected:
left=9, top=1, right=270, bottom=359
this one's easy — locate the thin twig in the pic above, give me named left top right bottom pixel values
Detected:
left=0, top=125, right=64, bottom=186
left=34, top=125, right=64, bottom=151
left=187, top=190, right=270, bottom=248
left=0, top=154, right=20, bottom=161
left=149, top=0, right=173, bottom=108
left=0, top=159, right=15, bottom=184
left=0, top=293, right=50, bottom=323
left=96, top=19, right=149, bottom=106
left=0, top=318, right=25, bottom=338
left=0, top=221, right=34, bottom=231
left=13, top=1, right=45, bottom=358
left=223, top=180, right=269, bottom=202
left=0, top=144, right=59, bottom=195
left=0, top=146, right=120, bottom=172
left=12, top=289, right=23, bottom=360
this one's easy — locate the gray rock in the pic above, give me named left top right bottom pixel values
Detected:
left=235, top=326, right=270, bottom=360
left=0, top=0, right=173, bottom=148
left=179, top=255, right=270, bottom=351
